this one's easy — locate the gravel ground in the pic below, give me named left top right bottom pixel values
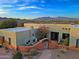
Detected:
left=0, top=48, right=79, bottom=59
left=51, top=49, right=79, bottom=59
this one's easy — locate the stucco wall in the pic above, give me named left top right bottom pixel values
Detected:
left=70, top=28, right=79, bottom=47
left=24, top=23, right=72, bottom=29
left=0, top=30, right=16, bottom=47
left=16, top=30, right=32, bottom=46
left=24, top=23, right=71, bottom=42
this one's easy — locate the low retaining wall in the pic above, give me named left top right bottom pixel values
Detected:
left=17, top=39, right=59, bottom=52
left=7, top=39, right=79, bottom=52
left=18, top=46, right=33, bottom=52
left=33, top=40, right=44, bottom=50
left=48, top=40, right=58, bottom=49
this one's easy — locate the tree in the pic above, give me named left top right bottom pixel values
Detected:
left=35, top=25, right=49, bottom=41
left=0, top=19, right=17, bottom=29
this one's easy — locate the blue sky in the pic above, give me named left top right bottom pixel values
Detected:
left=0, top=0, right=79, bottom=19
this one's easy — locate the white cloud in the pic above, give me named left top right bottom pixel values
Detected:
left=23, top=0, right=38, bottom=2
left=2, top=5, right=13, bottom=7
left=18, top=6, right=42, bottom=10
left=0, top=8, right=8, bottom=14
left=22, top=0, right=46, bottom=5
left=0, top=12, right=7, bottom=14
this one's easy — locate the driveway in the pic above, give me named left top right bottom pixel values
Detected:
left=36, top=49, right=79, bottom=59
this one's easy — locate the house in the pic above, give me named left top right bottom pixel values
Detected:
left=0, top=23, right=79, bottom=51
left=0, top=27, right=37, bottom=48
left=24, top=23, right=79, bottom=48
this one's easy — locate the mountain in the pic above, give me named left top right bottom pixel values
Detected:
left=0, top=17, right=9, bottom=21
left=0, top=17, right=79, bottom=21
left=33, top=17, right=54, bottom=20
left=33, top=17, right=79, bottom=21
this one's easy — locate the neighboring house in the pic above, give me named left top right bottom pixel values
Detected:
left=0, top=27, right=37, bottom=48
left=24, top=23, right=79, bottom=48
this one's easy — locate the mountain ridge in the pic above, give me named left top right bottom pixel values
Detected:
left=33, top=17, right=79, bottom=20
left=0, top=17, right=79, bottom=21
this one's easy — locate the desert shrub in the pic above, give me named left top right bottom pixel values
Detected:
left=59, top=40, right=63, bottom=45
left=63, top=39, right=69, bottom=46
left=59, top=39, right=69, bottom=46
left=12, top=51, right=22, bottom=59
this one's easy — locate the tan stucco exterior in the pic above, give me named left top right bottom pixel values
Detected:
left=24, top=23, right=79, bottom=48
left=1, top=23, right=79, bottom=50
left=70, top=28, right=79, bottom=47
left=24, top=23, right=72, bottom=29
left=0, top=30, right=16, bottom=47
left=0, top=28, right=34, bottom=48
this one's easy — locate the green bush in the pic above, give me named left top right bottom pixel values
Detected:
left=59, top=40, right=64, bottom=45
left=12, top=51, right=22, bottom=59
left=63, top=39, right=69, bottom=46
left=59, top=39, right=69, bottom=46
left=0, top=19, right=17, bottom=29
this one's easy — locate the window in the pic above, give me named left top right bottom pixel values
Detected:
left=32, top=34, right=34, bottom=36
left=26, top=40, right=30, bottom=44
left=33, top=39, right=35, bottom=42
left=65, top=28, right=68, bottom=30
left=2, top=36, right=5, bottom=43
left=62, top=28, right=70, bottom=30
left=26, top=42, right=28, bottom=44
left=68, top=28, right=70, bottom=30
left=8, top=38, right=11, bottom=45
left=28, top=40, right=30, bottom=42
left=76, top=39, right=79, bottom=48
left=62, top=33, right=69, bottom=39
left=62, top=28, right=65, bottom=30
